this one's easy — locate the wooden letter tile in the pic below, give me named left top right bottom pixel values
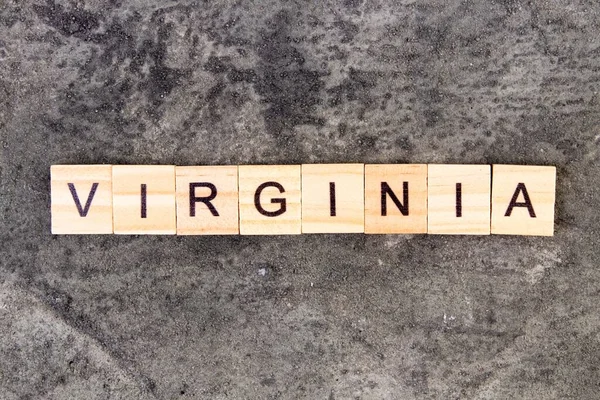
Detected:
left=491, top=165, right=556, bottom=236
left=113, top=165, right=176, bottom=234
left=428, top=164, right=491, bottom=235
left=302, top=164, right=364, bottom=233
left=176, top=166, right=239, bottom=235
left=238, top=165, right=301, bottom=235
left=365, top=164, right=427, bottom=234
left=51, top=165, right=113, bottom=234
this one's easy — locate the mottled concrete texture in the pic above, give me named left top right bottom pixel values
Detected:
left=1, top=0, right=600, bottom=399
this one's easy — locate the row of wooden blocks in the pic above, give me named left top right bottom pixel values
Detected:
left=50, top=164, right=556, bottom=236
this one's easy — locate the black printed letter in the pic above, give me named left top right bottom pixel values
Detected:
left=141, top=184, right=147, bottom=218
left=189, top=183, right=219, bottom=217
left=505, top=183, right=536, bottom=217
left=381, top=182, right=409, bottom=216
left=68, top=183, right=98, bottom=217
left=455, top=183, right=462, bottom=218
left=329, top=182, right=336, bottom=217
left=254, top=182, right=286, bottom=217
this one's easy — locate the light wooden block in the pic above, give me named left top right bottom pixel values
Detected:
left=365, top=164, right=427, bottom=234
left=238, top=165, right=301, bottom=235
left=302, top=164, right=364, bottom=233
left=491, top=165, right=556, bottom=236
left=428, top=164, right=491, bottom=235
left=51, top=165, right=113, bottom=234
left=176, top=166, right=239, bottom=235
left=112, top=165, right=176, bottom=234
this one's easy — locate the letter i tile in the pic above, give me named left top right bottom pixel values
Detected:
left=427, top=164, right=491, bottom=235
left=112, top=165, right=176, bottom=234
left=301, top=164, right=364, bottom=233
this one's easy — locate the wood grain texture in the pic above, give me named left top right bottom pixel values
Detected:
left=491, top=165, right=556, bottom=236
left=365, top=164, right=427, bottom=234
left=238, top=165, right=301, bottom=235
left=302, top=164, right=364, bottom=233
left=112, top=165, right=176, bottom=235
left=176, top=166, right=239, bottom=235
left=51, top=165, right=113, bottom=234
left=428, top=164, right=491, bottom=235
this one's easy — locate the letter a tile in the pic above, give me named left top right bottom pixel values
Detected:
left=491, top=165, right=556, bottom=236
left=302, top=164, right=364, bottom=233
left=238, top=165, right=301, bottom=235
left=428, top=164, right=491, bottom=235
left=365, top=164, right=427, bottom=234
left=176, top=166, right=239, bottom=235
left=51, top=165, right=113, bottom=234
left=113, top=165, right=176, bottom=234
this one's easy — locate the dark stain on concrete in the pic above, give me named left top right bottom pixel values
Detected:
left=255, top=10, right=325, bottom=153
left=33, top=0, right=100, bottom=40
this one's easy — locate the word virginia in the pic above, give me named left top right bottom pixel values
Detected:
left=50, top=164, right=556, bottom=236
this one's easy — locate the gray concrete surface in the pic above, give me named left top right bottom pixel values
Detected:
left=1, top=0, right=600, bottom=398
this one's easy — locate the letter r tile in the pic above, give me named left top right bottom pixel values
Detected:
left=176, top=166, right=239, bottom=235
left=428, top=164, right=491, bottom=235
left=491, top=165, right=556, bottom=236
left=113, top=165, right=176, bottom=235
left=238, top=165, right=301, bottom=235
left=51, top=165, right=113, bottom=234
